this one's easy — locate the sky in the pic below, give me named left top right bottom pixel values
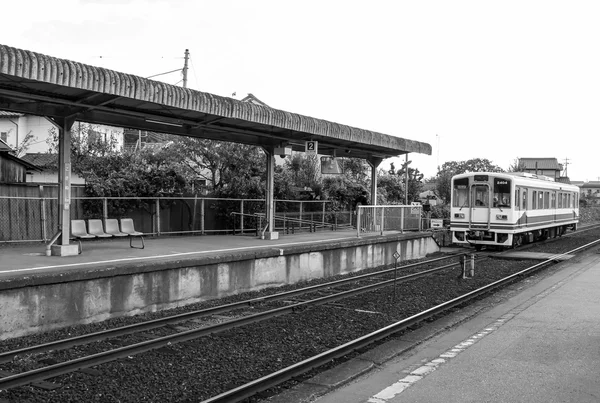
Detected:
left=3, top=0, right=600, bottom=181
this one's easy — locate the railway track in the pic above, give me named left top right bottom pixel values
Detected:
left=0, top=253, right=476, bottom=390
left=1, top=224, right=599, bottom=402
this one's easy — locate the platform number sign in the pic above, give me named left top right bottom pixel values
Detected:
left=305, top=141, right=318, bottom=155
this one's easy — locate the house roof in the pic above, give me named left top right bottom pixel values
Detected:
left=0, top=43, right=431, bottom=161
left=20, top=153, right=57, bottom=168
left=518, top=158, right=561, bottom=170
left=240, top=93, right=270, bottom=107
left=581, top=181, right=600, bottom=189
left=0, top=148, right=42, bottom=171
left=0, top=138, right=11, bottom=151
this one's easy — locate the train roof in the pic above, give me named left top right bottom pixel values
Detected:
left=451, top=172, right=580, bottom=191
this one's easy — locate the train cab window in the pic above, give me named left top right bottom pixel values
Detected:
left=452, top=178, right=469, bottom=207
left=493, top=178, right=511, bottom=207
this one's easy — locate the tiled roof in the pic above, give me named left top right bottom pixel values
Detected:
left=581, top=181, right=600, bottom=189
left=518, top=158, right=561, bottom=170
left=0, top=138, right=12, bottom=152
left=20, top=153, right=58, bottom=168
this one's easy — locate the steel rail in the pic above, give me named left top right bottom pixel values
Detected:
left=0, top=256, right=469, bottom=390
left=0, top=253, right=467, bottom=364
left=200, top=238, right=600, bottom=403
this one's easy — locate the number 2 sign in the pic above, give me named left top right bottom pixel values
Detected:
left=305, top=141, right=318, bottom=155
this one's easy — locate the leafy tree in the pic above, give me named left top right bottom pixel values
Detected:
left=168, top=137, right=265, bottom=196
left=379, top=160, right=424, bottom=204
left=507, top=158, right=527, bottom=172
left=434, top=158, right=504, bottom=203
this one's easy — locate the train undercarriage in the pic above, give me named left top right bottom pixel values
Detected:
left=453, top=223, right=578, bottom=251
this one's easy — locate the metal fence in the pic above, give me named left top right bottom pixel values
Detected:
left=0, top=195, right=354, bottom=243
left=356, top=205, right=423, bottom=236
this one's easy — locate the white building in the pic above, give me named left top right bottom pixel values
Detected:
left=0, top=111, right=124, bottom=184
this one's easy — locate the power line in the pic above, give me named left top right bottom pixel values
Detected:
left=146, top=68, right=182, bottom=80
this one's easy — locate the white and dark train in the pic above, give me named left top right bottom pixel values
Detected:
left=450, top=172, right=579, bottom=249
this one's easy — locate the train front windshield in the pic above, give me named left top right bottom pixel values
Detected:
left=493, top=178, right=511, bottom=207
left=453, top=177, right=511, bottom=208
left=452, top=178, right=469, bottom=207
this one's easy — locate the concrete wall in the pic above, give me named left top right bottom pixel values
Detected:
left=0, top=234, right=439, bottom=340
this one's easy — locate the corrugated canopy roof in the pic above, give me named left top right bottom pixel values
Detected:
left=0, top=44, right=431, bottom=161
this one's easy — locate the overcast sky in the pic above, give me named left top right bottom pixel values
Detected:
left=3, top=0, right=600, bottom=181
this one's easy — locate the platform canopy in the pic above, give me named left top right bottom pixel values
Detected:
left=0, top=44, right=431, bottom=160
left=0, top=43, right=432, bottom=253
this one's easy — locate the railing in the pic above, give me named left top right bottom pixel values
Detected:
left=231, top=211, right=348, bottom=237
left=0, top=195, right=351, bottom=243
left=356, top=205, right=423, bottom=236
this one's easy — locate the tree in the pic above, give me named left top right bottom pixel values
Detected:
left=168, top=137, right=265, bottom=196
left=434, top=158, right=504, bottom=203
left=507, top=158, right=527, bottom=172
left=378, top=161, right=424, bottom=204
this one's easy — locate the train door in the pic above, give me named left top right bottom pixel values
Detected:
left=470, top=183, right=490, bottom=228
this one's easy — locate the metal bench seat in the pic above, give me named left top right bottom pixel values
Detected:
left=120, top=218, right=145, bottom=249
left=105, top=219, right=128, bottom=237
left=87, top=219, right=113, bottom=238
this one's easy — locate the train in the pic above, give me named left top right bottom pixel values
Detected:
left=450, top=172, right=579, bottom=250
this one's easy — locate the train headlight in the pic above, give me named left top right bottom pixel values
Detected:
left=496, top=214, right=507, bottom=220
left=454, top=213, right=465, bottom=219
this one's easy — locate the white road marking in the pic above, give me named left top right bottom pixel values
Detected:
left=367, top=316, right=509, bottom=402
left=0, top=236, right=355, bottom=274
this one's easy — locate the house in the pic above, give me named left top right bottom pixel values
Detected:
left=240, top=93, right=270, bottom=107
left=19, top=153, right=85, bottom=185
left=579, top=181, right=600, bottom=205
left=517, top=158, right=565, bottom=181
left=0, top=111, right=53, bottom=155
left=0, top=110, right=125, bottom=184
left=0, top=139, right=41, bottom=183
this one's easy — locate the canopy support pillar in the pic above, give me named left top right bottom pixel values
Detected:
left=367, top=157, right=383, bottom=206
left=261, top=147, right=279, bottom=240
left=49, top=116, right=78, bottom=256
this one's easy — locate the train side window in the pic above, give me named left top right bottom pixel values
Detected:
left=532, top=191, right=537, bottom=210
left=568, top=193, right=572, bottom=208
left=544, top=192, right=549, bottom=209
left=558, top=193, right=563, bottom=208
left=551, top=192, right=556, bottom=208
left=522, top=190, right=527, bottom=210
left=538, top=191, right=544, bottom=209
left=515, top=189, right=520, bottom=210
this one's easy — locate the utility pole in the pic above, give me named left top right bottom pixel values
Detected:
left=563, top=157, right=570, bottom=177
left=405, top=154, right=409, bottom=205
left=183, top=49, right=189, bottom=88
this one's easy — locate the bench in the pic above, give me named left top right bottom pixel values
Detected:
left=70, top=218, right=145, bottom=252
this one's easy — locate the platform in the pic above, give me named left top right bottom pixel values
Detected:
left=290, top=246, right=600, bottom=403
left=0, top=230, right=440, bottom=340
